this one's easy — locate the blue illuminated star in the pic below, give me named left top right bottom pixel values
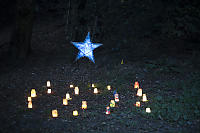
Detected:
left=71, top=32, right=102, bottom=63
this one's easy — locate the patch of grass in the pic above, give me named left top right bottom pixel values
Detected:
left=148, top=72, right=200, bottom=124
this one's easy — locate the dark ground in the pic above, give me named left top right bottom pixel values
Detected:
left=0, top=0, right=200, bottom=133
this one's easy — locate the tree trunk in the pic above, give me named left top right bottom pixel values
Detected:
left=9, top=0, right=34, bottom=59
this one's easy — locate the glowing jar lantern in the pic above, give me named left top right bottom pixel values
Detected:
left=73, top=110, right=78, bottom=116
left=110, top=100, right=115, bottom=107
left=134, top=81, right=139, bottom=89
left=63, top=99, right=68, bottom=105
left=28, top=101, right=32, bottom=108
left=70, top=84, right=74, bottom=88
left=52, top=110, right=58, bottom=117
left=66, top=93, right=72, bottom=100
left=107, top=85, right=111, bottom=90
left=136, top=88, right=142, bottom=97
left=31, top=89, right=37, bottom=97
left=74, top=87, right=79, bottom=95
left=28, top=96, right=32, bottom=102
left=47, top=80, right=51, bottom=87
left=94, top=88, right=98, bottom=94
left=92, top=84, right=95, bottom=88
left=135, top=101, right=141, bottom=107
left=82, top=101, right=87, bottom=109
left=106, top=106, right=110, bottom=114
left=114, top=93, right=119, bottom=102
left=146, top=108, right=151, bottom=113
left=142, top=94, right=148, bottom=102
left=47, top=88, right=51, bottom=94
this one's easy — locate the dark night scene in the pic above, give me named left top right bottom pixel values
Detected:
left=0, top=0, right=200, bottom=132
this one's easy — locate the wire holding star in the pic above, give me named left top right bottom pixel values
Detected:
left=71, top=32, right=103, bottom=63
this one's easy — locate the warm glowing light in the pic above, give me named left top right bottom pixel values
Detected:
left=142, top=94, right=148, bottom=102
left=31, top=89, right=37, bottom=97
left=70, top=84, right=74, bottom=88
left=73, top=110, right=78, bottom=116
left=82, top=101, right=87, bottom=109
left=134, top=81, right=139, bottom=89
left=92, top=84, right=95, bottom=88
left=47, top=88, right=51, bottom=94
left=106, top=106, right=110, bottom=114
left=63, top=99, right=68, bottom=105
left=110, top=100, right=115, bottom=107
left=66, top=93, right=72, bottom=100
left=135, top=101, right=140, bottom=107
left=94, top=88, right=98, bottom=94
left=52, top=110, right=58, bottom=117
left=28, top=101, right=32, bottom=108
left=47, top=80, right=51, bottom=87
left=74, top=87, right=79, bottom=95
left=136, top=88, right=142, bottom=96
left=146, top=108, right=151, bottom=113
left=28, top=97, right=32, bottom=102
left=107, top=85, right=111, bottom=90
left=114, top=93, right=119, bottom=102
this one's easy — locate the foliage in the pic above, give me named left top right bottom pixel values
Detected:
left=149, top=72, right=200, bottom=124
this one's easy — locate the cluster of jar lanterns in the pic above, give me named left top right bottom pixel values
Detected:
left=27, top=81, right=151, bottom=118
left=134, top=81, right=151, bottom=113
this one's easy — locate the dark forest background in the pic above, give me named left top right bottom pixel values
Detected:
left=0, top=0, right=200, bottom=132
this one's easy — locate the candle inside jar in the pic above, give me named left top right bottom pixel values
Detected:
left=136, top=88, right=142, bottom=96
left=94, top=88, right=98, bottom=94
left=28, top=101, right=32, bottom=108
left=135, top=101, right=140, bottom=107
left=92, top=84, right=95, bottom=88
left=74, top=87, right=79, bottom=95
left=47, top=88, right=51, bottom=94
left=52, top=109, right=58, bottom=117
left=146, top=108, right=151, bottom=113
left=82, top=101, right=87, bottom=109
left=28, top=96, right=32, bottom=102
left=31, top=89, right=37, bottom=97
left=107, top=85, right=111, bottom=90
left=47, top=80, right=51, bottom=87
left=63, top=99, right=68, bottom=105
left=142, top=94, right=148, bottom=102
left=73, top=110, right=78, bottom=116
left=70, top=84, right=74, bottom=88
left=66, top=93, right=72, bottom=100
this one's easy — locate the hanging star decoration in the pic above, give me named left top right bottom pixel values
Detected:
left=71, top=32, right=102, bottom=63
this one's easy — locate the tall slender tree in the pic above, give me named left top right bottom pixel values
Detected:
left=9, top=0, right=35, bottom=59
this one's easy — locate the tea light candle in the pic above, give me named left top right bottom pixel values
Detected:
left=134, top=81, right=139, bottom=89
left=70, top=84, right=74, bottom=88
left=52, top=109, right=58, bottom=117
left=142, top=94, right=148, bottom=102
left=135, top=101, right=140, bottom=107
left=94, top=88, right=98, bottom=94
left=66, top=93, right=72, bottom=100
left=114, top=93, right=119, bottom=102
left=73, top=110, right=78, bottom=116
left=74, top=87, right=79, bottom=95
left=47, top=80, right=51, bottom=87
left=92, top=84, right=95, bottom=88
left=136, top=88, right=142, bottom=96
left=106, top=106, right=110, bottom=114
left=63, top=99, right=68, bottom=105
left=146, top=108, right=151, bottom=113
left=82, top=101, right=87, bottom=109
left=28, top=101, right=32, bottom=108
left=47, top=88, right=51, bottom=94
left=110, top=100, right=115, bottom=107
left=31, top=89, right=37, bottom=97
left=28, top=96, right=32, bottom=102
left=107, top=85, right=111, bottom=90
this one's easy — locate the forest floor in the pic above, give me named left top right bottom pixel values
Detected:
left=0, top=13, right=200, bottom=133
